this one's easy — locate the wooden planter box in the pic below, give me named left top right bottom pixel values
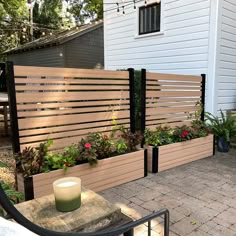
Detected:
left=17, top=149, right=147, bottom=200
left=145, top=134, right=214, bottom=173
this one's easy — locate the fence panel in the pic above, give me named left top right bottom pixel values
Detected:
left=141, top=70, right=205, bottom=132
left=7, top=63, right=134, bottom=152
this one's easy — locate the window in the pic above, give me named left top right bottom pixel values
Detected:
left=139, top=3, right=161, bottom=35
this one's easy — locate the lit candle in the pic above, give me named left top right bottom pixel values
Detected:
left=53, top=177, right=81, bottom=212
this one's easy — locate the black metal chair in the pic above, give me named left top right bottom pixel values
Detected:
left=0, top=183, right=170, bottom=236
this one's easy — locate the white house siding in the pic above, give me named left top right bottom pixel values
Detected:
left=104, top=0, right=215, bottom=112
left=104, top=0, right=211, bottom=75
left=216, top=0, right=236, bottom=112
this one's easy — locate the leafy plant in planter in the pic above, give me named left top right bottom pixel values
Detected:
left=15, top=127, right=143, bottom=176
left=205, top=110, right=236, bottom=152
left=144, top=125, right=174, bottom=147
left=15, top=127, right=145, bottom=200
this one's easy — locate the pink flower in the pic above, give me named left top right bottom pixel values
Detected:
left=84, top=143, right=92, bottom=148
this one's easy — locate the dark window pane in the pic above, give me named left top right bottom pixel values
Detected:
left=139, top=3, right=161, bottom=35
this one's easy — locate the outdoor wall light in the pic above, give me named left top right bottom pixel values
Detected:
left=53, top=177, right=81, bottom=212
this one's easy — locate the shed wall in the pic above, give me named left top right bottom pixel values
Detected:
left=64, top=26, right=104, bottom=69
left=7, top=46, right=64, bottom=67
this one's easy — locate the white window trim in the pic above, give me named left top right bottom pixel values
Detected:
left=134, top=0, right=164, bottom=39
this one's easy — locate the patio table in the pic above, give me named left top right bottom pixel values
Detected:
left=15, top=187, right=133, bottom=235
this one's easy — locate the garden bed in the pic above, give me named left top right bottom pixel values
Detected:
left=17, top=149, right=146, bottom=200
left=145, top=134, right=214, bottom=173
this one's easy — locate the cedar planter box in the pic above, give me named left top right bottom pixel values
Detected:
left=145, top=134, right=214, bottom=173
left=17, top=149, right=147, bottom=200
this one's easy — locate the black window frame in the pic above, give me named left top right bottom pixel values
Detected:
left=139, top=2, right=161, bottom=35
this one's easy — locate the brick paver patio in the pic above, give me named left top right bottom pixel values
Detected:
left=100, top=150, right=236, bottom=236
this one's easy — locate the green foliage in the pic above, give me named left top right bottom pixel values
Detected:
left=144, top=121, right=210, bottom=147
left=0, top=180, right=24, bottom=216
left=78, top=137, right=98, bottom=166
left=173, top=125, right=194, bottom=142
left=205, top=110, right=236, bottom=142
left=0, top=0, right=28, bottom=59
left=144, top=126, right=173, bottom=147
left=69, top=0, right=103, bottom=24
left=0, top=161, right=24, bottom=216
left=114, top=138, right=128, bottom=154
left=33, top=0, right=64, bottom=39
left=15, top=140, right=53, bottom=176
left=15, top=127, right=141, bottom=176
left=119, top=126, right=142, bottom=152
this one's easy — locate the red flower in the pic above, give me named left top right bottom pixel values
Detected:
left=104, top=135, right=108, bottom=139
left=64, top=162, right=70, bottom=167
left=84, top=143, right=92, bottom=148
left=181, top=131, right=189, bottom=138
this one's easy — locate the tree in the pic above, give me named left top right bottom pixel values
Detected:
left=33, top=0, right=64, bottom=38
left=0, top=0, right=28, bottom=60
left=69, top=0, right=103, bottom=25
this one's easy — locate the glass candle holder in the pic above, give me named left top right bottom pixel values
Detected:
left=53, top=177, right=81, bottom=212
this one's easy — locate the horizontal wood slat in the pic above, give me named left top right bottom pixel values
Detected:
left=146, top=81, right=201, bottom=86
left=159, top=150, right=213, bottom=172
left=16, top=85, right=129, bottom=91
left=146, top=86, right=201, bottom=91
left=15, top=78, right=130, bottom=85
left=146, top=102, right=197, bottom=108
left=146, top=106, right=198, bottom=116
left=146, top=97, right=200, bottom=103
left=146, top=121, right=192, bottom=130
left=18, top=110, right=130, bottom=129
left=17, top=100, right=129, bottom=110
left=16, top=91, right=130, bottom=103
left=20, top=124, right=129, bottom=144
left=19, top=119, right=130, bottom=136
left=14, top=66, right=129, bottom=79
left=146, top=91, right=201, bottom=97
left=17, top=105, right=130, bottom=118
left=146, top=72, right=202, bottom=82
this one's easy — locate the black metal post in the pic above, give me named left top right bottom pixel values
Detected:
left=24, top=176, right=34, bottom=201
left=0, top=63, right=7, bottom=92
left=123, top=229, right=134, bottom=236
left=6, top=61, right=20, bottom=153
left=152, top=147, right=159, bottom=173
left=201, top=74, right=206, bottom=122
left=164, top=210, right=170, bottom=236
left=140, top=69, right=146, bottom=147
left=128, top=68, right=135, bottom=134
left=213, top=135, right=216, bottom=156
left=144, top=149, right=148, bottom=177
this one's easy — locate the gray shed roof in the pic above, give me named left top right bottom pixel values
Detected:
left=4, top=21, right=103, bottom=55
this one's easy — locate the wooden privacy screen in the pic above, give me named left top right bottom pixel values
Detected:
left=141, top=70, right=204, bottom=131
left=7, top=64, right=134, bottom=152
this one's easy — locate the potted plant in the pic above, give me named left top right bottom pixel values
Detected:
left=205, top=110, right=236, bottom=152
left=15, top=127, right=147, bottom=200
left=144, top=121, right=214, bottom=173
